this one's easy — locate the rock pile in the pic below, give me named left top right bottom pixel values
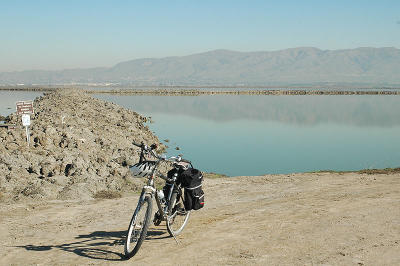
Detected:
left=0, top=90, right=164, bottom=202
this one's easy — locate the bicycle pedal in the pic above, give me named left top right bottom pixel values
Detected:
left=153, top=212, right=162, bottom=226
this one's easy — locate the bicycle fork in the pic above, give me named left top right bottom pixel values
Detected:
left=134, top=185, right=155, bottom=215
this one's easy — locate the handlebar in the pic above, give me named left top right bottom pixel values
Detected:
left=132, top=142, right=141, bottom=148
left=158, top=172, right=174, bottom=183
left=132, top=141, right=157, bottom=150
left=132, top=141, right=191, bottom=165
left=180, top=158, right=191, bottom=164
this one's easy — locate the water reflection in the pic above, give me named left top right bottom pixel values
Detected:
left=93, top=94, right=400, bottom=175
left=94, top=95, right=400, bottom=127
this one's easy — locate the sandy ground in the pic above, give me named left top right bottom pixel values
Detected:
left=0, top=172, right=399, bottom=265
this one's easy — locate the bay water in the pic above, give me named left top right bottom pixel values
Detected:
left=94, top=94, right=400, bottom=176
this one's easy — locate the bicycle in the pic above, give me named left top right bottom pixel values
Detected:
left=124, top=142, right=191, bottom=259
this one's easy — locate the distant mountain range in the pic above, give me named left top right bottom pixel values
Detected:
left=1, top=47, right=400, bottom=87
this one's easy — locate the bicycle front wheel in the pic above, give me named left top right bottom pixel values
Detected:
left=124, top=195, right=153, bottom=259
left=166, top=191, right=190, bottom=236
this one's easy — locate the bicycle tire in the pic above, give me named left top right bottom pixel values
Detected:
left=124, top=195, right=153, bottom=259
left=166, top=191, right=190, bottom=236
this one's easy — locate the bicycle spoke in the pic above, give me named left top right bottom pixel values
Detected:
left=124, top=195, right=152, bottom=258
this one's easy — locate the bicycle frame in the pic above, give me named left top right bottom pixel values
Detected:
left=132, top=141, right=191, bottom=215
left=135, top=158, right=183, bottom=222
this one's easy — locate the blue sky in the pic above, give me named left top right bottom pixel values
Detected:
left=0, top=0, right=399, bottom=71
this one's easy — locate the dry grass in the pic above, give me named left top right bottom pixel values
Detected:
left=312, top=167, right=400, bottom=175
left=93, top=190, right=122, bottom=199
left=204, top=172, right=229, bottom=179
left=358, top=167, right=400, bottom=175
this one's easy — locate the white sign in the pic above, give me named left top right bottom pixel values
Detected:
left=22, top=114, right=31, bottom=126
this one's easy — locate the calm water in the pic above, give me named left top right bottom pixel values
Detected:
left=95, top=94, right=400, bottom=176
left=0, top=91, right=43, bottom=116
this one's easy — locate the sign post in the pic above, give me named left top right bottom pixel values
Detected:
left=16, top=101, right=34, bottom=147
left=22, top=114, right=31, bottom=146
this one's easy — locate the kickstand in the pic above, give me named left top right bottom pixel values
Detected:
left=167, top=217, right=180, bottom=245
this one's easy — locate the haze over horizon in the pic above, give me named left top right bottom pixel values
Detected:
left=1, top=47, right=400, bottom=87
left=1, top=46, right=400, bottom=73
left=1, top=0, right=399, bottom=72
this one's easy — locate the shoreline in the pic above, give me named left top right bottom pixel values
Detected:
left=206, top=167, right=400, bottom=179
left=1, top=87, right=400, bottom=95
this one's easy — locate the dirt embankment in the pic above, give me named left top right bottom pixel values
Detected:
left=0, top=90, right=164, bottom=202
left=0, top=172, right=399, bottom=265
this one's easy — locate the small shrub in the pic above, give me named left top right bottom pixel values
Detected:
left=21, top=184, right=43, bottom=197
left=93, top=190, right=122, bottom=199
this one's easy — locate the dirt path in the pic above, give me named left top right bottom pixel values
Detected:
left=1, top=172, right=399, bottom=265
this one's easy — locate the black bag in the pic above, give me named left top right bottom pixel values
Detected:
left=163, top=168, right=183, bottom=198
left=184, top=187, right=204, bottom=210
left=181, top=168, right=205, bottom=210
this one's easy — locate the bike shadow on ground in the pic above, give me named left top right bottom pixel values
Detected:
left=146, top=226, right=173, bottom=240
left=15, top=228, right=172, bottom=262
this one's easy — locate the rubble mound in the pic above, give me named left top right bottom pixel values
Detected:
left=0, top=90, right=164, bottom=202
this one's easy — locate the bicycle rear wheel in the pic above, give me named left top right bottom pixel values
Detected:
left=124, top=195, right=152, bottom=259
left=166, top=191, right=190, bottom=236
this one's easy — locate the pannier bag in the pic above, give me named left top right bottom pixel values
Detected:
left=163, top=167, right=184, bottom=197
left=181, top=168, right=205, bottom=210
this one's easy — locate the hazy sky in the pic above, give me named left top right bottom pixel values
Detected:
left=1, top=0, right=399, bottom=72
